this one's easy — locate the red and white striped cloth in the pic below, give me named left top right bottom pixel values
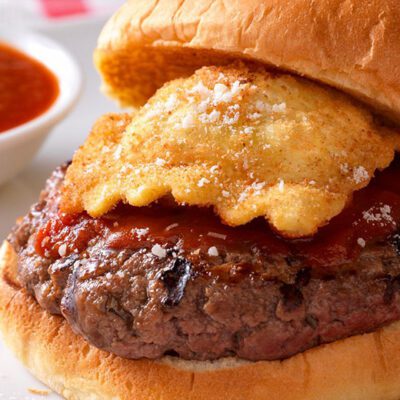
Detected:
left=0, top=0, right=124, bottom=23
left=38, top=0, right=123, bottom=19
left=40, top=0, right=90, bottom=18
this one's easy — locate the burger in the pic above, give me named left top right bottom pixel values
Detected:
left=1, top=1, right=400, bottom=399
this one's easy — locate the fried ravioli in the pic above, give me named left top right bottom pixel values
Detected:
left=62, top=64, right=400, bottom=237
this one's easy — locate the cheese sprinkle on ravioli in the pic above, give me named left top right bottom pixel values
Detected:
left=61, top=64, right=400, bottom=237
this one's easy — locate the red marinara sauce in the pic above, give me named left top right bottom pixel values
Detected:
left=0, top=42, right=59, bottom=133
left=36, top=157, right=400, bottom=268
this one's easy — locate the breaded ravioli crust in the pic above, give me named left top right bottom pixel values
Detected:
left=61, top=64, right=400, bottom=237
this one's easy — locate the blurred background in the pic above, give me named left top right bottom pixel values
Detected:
left=0, top=0, right=124, bottom=240
left=0, top=3, right=125, bottom=397
left=0, top=0, right=124, bottom=26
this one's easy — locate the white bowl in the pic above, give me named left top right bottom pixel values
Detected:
left=0, top=29, right=81, bottom=186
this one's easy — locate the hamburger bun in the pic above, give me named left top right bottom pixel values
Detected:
left=2, top=238, right=400, bottom=399
left=95, top=0, right=400, bottom=123
left=2, top=1, right=400, bottom=399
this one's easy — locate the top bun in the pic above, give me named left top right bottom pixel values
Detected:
left=95, top=0, right=400, bottom=123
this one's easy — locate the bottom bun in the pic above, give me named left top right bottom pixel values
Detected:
left=1, top=240, right=400, bottom=400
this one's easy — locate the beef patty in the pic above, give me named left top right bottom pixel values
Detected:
left=9, top=163, right=400, bottom=361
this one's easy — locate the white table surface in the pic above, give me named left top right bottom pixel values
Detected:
left=0, top=17, right=120, bottom=399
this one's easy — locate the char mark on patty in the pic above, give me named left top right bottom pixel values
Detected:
left=8, top=164, right=400, bottom=361
left=158, top=257, right=193, bottom=307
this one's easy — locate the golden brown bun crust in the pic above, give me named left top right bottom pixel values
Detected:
left=95, top=0, right=400, bottom=123
left=2, top=241, right=400, bottom=399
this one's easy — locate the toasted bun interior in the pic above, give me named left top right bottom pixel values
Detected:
left=2, top=240, right=400, bottom=400
left=95, top=0, right=400, bottom=123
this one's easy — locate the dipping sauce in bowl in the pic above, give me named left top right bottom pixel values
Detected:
left=0, top=29, right=81, bottom=186
left=0, top=42, right=59, bottom=133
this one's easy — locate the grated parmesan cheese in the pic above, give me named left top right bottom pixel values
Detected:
left=208, top=246, right=219, bottom=256
left=209, top=165, right=219, bottom=174
left=362, top=204, right=394, bottom=225
left=357, top=238, right=366, bottom=248
left=58, top=244, right=67, bottom=257
left=243, top=127, right=254, bottom=134
left=133, top=228, right=149, bottom=239
left=155, top=158, right=166, bottom=166
left=151, top=244, right=167, bottom=258
left=353, top=166, right=369, bottom=184
left=198, top=177, right=210, bottom=187
left=164, top=94, right=178, bottom=112
left=207, top=232, right=227, bottom=240
left=272, top=102, right=287, bottom=112
left=165, top=223, right=179, bottom=231
left=181, top=113, right=195, bottom=129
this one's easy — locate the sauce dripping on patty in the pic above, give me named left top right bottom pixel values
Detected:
left=36, top=156, right=400, bottom=268
left=0, top=42, right=59, bottom=133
